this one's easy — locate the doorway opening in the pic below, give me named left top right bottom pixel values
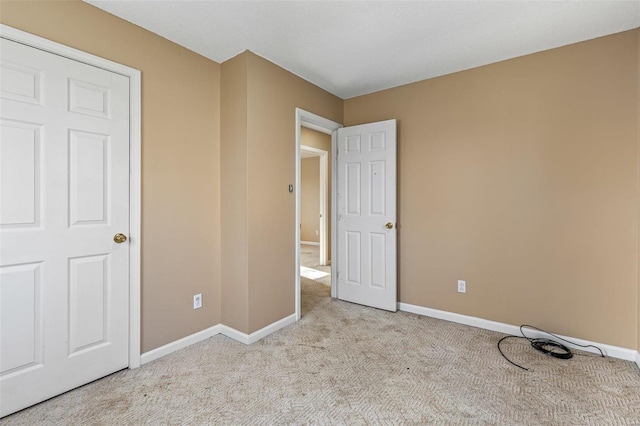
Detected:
left=300, top=145, right=328, bottom=264
left=295, top=109, right=342, bottom=320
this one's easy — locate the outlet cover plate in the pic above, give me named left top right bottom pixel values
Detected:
left=193, top=293, right=202, bottom=309
left=457, top=280, right=466, bottom=293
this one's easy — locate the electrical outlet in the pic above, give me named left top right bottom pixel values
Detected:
left=193, top=293, right=202, bottom=309
left=457, top=280, right=466, bottom=293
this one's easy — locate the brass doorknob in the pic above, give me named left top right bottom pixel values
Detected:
left=113, top=233, right=127, bottom=244
left=385, top=222, right=393, bottom=229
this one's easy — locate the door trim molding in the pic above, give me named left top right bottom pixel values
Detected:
left=295, top=108, right=342, bottom=321
left=1, top=24, right=142, bottom=368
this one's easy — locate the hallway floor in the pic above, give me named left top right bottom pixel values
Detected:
left=300, top=244, right=331, bottom=287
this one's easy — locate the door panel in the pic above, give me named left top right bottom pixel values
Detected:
left=346, top=231, right=361, bottom=284
left=0, top=262, right=42, bottom=375
left=68, top=254, right=109, bottom=354
left=69, top=130, right=110, bottom=225
left=370, top=233, right=386, bottom=288
left=336, top=119, right=397, bottom=311
left=0, top=120, right=40, bottom=227
left=0, top=38, right=130, bottom=417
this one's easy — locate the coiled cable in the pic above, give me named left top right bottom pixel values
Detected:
left=497, top=324, right=604, bottom=371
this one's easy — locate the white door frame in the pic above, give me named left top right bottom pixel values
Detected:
left=295, top=108, right=341, bottom=320
left=1, top=24, right=142, bottom=368
left=300, top=145, right=328, bottom=265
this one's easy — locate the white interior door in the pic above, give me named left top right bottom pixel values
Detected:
left=0, top=38, right=130, bottom=417
left=335, top=119, right=397, bottom=311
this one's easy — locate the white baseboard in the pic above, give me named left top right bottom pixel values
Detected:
left=218, top=324, right=249, bottom=344
left=301, top=241, right=320, bottom=246
left=220, top=313, right=296, bottom=345
left=398, top=302, right=639, bottom=363
left=140, top=314, right=297, bottom=365
left=141, top=324, right=222, bottom=365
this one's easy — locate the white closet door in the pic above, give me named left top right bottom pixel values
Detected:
left=0, top=38, right=130, bottom=417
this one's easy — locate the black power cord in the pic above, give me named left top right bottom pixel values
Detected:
left=497, top=324, right=605, bottom=371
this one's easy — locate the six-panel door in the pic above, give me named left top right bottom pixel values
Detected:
left=336, top=119, right=397, bottom=311
left=0, top=38, right=130, bottom=417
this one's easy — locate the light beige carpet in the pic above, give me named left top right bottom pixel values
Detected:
left=3, top=276, right=639, bottom=425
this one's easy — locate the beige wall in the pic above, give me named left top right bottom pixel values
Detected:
left=637, top=29, right=640, bottom=352
left=1, top=0, right=222, bottom=352
left=218, top=52, right=342, bottom=334
left=220, top=53, right=249, bottom=332
left=301, top=127, right=333, bottom=259
left=301, top=157, right=320, bottom=243
left=345, top=30, right=640, bottom=349
left=4, top=1, right=639, bottom=353
left=246, top=52, right=343, bottom=333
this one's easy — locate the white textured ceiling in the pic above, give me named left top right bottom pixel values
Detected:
left=85, top=1, right=640, bottom=99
